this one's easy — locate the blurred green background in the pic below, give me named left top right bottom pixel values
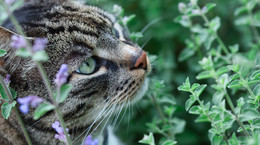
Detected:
left=0, top=0, right=255, bottom=145
left=87, top=1, right=254, bottom=145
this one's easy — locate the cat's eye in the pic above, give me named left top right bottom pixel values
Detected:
left=76, top=57, right=96, bottom=74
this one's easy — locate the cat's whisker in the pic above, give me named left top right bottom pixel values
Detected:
left=84, top=103, right=117, bottom=143
left=98, top=101, right=119, bottom=137
left=110, top=101, right=125, bottom=129
left=141, top=36, right=152, bottom=49
left=28, top=118, right=42, bottom=128
left=112, top=99, right=129, bottom=132
left=73, top=100, right=111, bottom=143
left=141, top=17, right=162, bottom=34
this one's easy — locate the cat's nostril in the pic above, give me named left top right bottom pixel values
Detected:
left=131, top=51, right=147, bottom=70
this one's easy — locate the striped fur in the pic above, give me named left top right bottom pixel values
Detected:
left=0, top=0, right=150, bottom=145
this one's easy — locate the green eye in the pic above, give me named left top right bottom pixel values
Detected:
left=76, top=57, right=96, bottom=74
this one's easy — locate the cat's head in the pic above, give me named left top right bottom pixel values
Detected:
left=0, top=0, right=150, bottom=141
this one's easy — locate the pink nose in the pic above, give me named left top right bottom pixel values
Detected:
left=132, top=51, right=147, bottom=69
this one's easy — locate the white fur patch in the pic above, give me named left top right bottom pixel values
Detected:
left=131, top=78, right=149, bottom=104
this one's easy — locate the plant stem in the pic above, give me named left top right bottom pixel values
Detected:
left=190, top=91, right=229, bottom=145
left=35, top=62, right=72, bottom=145
left=0, top=75, right=33, bottom=145
left=238, top=73, right=256, bottom=98
left=195, top=5, right=230, bottom=55
left=210, top=63, right=250, bottom=136
left=151, top=94, right=174, bottom=140
left=224, top=89, right=249, bottom=136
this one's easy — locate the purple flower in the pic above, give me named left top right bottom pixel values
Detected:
left=4, top=74, right=11, bottom=86
left=5, top=0, right=15, bottom=5
left=52, top=121, right=63, bottom=134
left=178, top=3, right=186, bottom=13
left=17, top=96, right=44, bottom=114
left=83, top=135, right=98, bottom=145
left=10, top=35, right=27, bottom=49
left=52, top=121, right=69, bottom=143
left=54, top=64, right=69, bottom=86
left=32, top=38, right=48, bottom=51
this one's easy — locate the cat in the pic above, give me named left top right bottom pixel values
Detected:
left=0, top=0, right=151, bottom=144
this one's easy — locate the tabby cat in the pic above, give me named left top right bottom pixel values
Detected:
left=0, top=0, right=150, bottom=144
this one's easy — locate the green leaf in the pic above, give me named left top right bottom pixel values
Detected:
left=227, top=64, right=239, bottom=73
left=240, top=108, right=260, bottom=122
left=219, top=74, right=229, bottom=88
left=229, top=74, right=239, bottom=82
left=189, top=105, right=201, bottom=114
left=194, top=84, right=207, bottom=97
left=212, top=91, right=225, bottom=104
left=0, top=49, right=7, bottom=57
left=229, top=44, right=239, bottom=54
left=130, top=32, right=143, bottom=41
left=199, top=56, right=213, bottom=70
left=212, top=135, right=222, bottom=145
left=10, top=88, right=17, bottom=99
left=174, top=15, right=191, bottom=27
left=32, top=50, right=49, bottom=61
left=178, top=77, right=191, bottom=92
left=209, top=17, right=220, bottom=32
left=185, top=96, right=196, bottom=111
left=234, top=6, right=247, bottom=16
left=195, top=114, right=210, bottom=122
left=250, top=70, right=260, bottom=81
left=1, top=101, right=16, bottom=119
left=252, top=119, right=260, bottom=129
left=203, top=3, right=216, bottom=13
left=237, top=124, right=250, bottom=132
left=164, top=106, right=176, bottom=117
left=15, top=48, right=32, bottom=58
left=228, top=79, right=243, bottom=88
left=229, top=133, right=239, bottom=145
left=55, top=84, right=73, bottom=103
left=253, top=84, right=260, bottom=96
left=0, top=84, right=9, bottom=101
left=205, top=34, right=216, bottom=50
left=121, top=14, right=136, bottom=26
left=162, top=140, right=177, bottom=145
left=191, top=83, right=200, bottom=92
left=196, top=71, right=213, bottom=79
left=33, top=102, right=55, bottom=120
left=171, top=118, right=186, bottom=134
left=138, top=133, right=155, bottom=145
left=235, top=16, right=250, bottom=25
left=216, top=67, right=229, bottom=76
left=178, top=47, right=195, bottom=62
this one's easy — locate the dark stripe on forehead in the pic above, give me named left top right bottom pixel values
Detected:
left=45, top=11, right=110, bottom=28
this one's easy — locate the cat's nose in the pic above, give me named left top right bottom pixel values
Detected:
left=131, top=51, right=147, bottom=70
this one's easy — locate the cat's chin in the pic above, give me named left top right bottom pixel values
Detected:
left=130, top=78, right=149, bottom=104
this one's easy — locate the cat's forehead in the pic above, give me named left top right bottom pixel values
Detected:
left=3, top=1, right=116, bottom=37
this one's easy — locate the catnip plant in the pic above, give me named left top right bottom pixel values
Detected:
left=176, top=0, right=260, bottom=145
left=0, top=1, right=98, bottom=145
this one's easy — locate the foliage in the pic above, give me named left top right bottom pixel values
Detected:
left=87, top=0, right=260, bottom=145
left=1, top=0, right=260, bottom=145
